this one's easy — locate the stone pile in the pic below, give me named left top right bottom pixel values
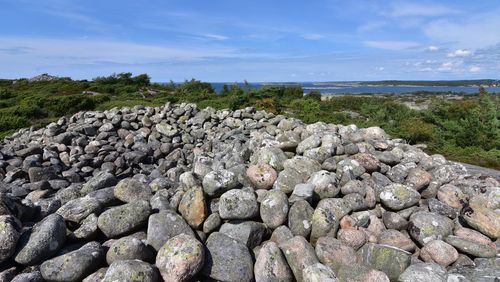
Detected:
left=0, top=102, right=498, bottom=282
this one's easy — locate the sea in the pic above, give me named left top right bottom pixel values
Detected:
left=210, top=82, right=500, bottom=95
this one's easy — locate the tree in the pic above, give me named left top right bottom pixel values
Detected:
left=220, top=84, right=230, bottom=96
left=305, top=90, right=322, bottom=101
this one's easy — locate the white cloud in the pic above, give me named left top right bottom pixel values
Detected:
left=375, top=67, right=385, bottom=71
left=390, top=2, right=459, bottom=17
left=438, top=60, right=463, bottom=71
left=201, top=34, right=229, bottom=41
left=469, top=66, right=481, bottom=73
left=357, top=21, right=386, bottom=33
left=364, top=40, right=420, bottom=50
left=447, top=49, right=472, bottom=58
left=426, top=45, right=439, bottom=52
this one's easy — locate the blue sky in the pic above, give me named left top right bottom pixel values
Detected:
left=0, top=0, right=499, bottom=82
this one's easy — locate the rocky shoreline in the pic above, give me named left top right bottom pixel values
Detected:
left=0, top=102, right=498, bottom=281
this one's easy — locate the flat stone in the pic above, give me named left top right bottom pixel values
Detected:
left=97, top=200, right=151, bottom=238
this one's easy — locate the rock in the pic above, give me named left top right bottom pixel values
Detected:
left=252, top=147, right=288, bottom=171
left=97, top=200, right=151, bottom=238
left=270, top=225, right=294, bottom=244
left=279, top=236, right=319, bottom=282
left=260, top=190, right=289, bottom=228
left=420, top=239, right=458, bottom=267
left=308, top=170, right=339, bottom=199
left=315, top=237, right=358, bottom=272
left=337, top=228, right=367, bottom=250
left=81, top=172, right=117, bottom=195
left=310, top=198, right=350, bottom=244
left=28, top=167, right=56, bottom=183
left=202, top=232, right=254, bottom=282
left=156, top=122, right=178, bottom=137
left=82, top=268, right=107, bottom=282
left=436, top=184, right=467, bottom=208
left=56, top=197, right=101, bottom=223
left=147, top=209, right=195, bottom=251
left=380, top=184, right=420, bottom=210
left=11, top=271, right=44, bottom=282
left=288, top=199, right=314, bottom=238
left=405, top=167, right=432, bottom=190
left=382, top=211, right=408, bottom=230
left=70, top=213, right=99, bottom=240
left=445, top=235, right=497, bottom=258
left=363, top=127, right=387, bottom=141
left=178, top=186, right=206, bottom=228
left=106, top=236, right=154, bottom=264
left=14, top=213, right=66, bottom=265
left=302, top=263, right=338, bottom=282
left=202, top=169, right=239, bottom=197
left=219, top=189, right=258, bottom=220
left=40, top=242, right=104, bottom=282
left=408, top=211, right=453, bottom=245
left=103, top=260, right=159, bottom=282
left=0, top=215, right=20, bottom=263
left=156, top=234, right=204, bottom=282
left=448, top=257, right=500, bottom=282
left=254, top=241, right=293, bottom=282
left=336, top=263, right=390, bottom=282
left=113, top=178, right=152, bottom=203
left=353, top=153, right=380, bottom=173
left=377, top=229, right=416, bottom=252
left=274, top=168, right=305, bottom=194
left=462, top=194, right=500, bottom=239
left=219, top=221, right=266, bottom=249
left=203, top=212, right=221, bottom=234
left=246, top=164, right=278, bottom=190
left=357, top=243, right=411, bottom=281
left=398, top=262, right=447, bottom=282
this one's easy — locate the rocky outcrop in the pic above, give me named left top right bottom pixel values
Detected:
left=0, top=102, right=498, bottom=281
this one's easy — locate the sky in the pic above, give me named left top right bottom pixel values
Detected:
left=0, top=0, right=499, bottom=82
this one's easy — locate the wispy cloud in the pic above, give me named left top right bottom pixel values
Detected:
left=389, top=2, right=459, bottom=17
left=469, top=66, right=481, bottom=73
left=447, top=49, right=472, bottom=58
left=424, top=10, right=500, bottom=48
left=301, top=33, right=326, bottom=40
left=425, top=45, right=440, bottom=52
left=201, top=34, right=229, bottom=41
left=357, top=21, right=386, bottom=33
left=364, top=40, right=420, bottom=50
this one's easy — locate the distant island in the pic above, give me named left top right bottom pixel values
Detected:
left=356, top=79, right=500, bottom=87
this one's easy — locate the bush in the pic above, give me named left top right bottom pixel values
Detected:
left=399, top=118, right=436, bottom=143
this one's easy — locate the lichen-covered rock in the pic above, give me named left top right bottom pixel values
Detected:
left=279, top=236, right=319, bottom=282
left=0, top=215, right=20, bottom=263
left=14, top=214, right=66, bottom=265
left=315, top=236, right=358, bottom=272
left=408, top=211, right=453, bottom=245
left=219, top=221, right=266, bottom=248
left=97, top=200, right=150, bottom=238
left=106, top=236, right=154, bottom=264
left=219, top=189, right=258, bottom=219
left=462, top=194, right=500, bottom=239
left=40, top=242, right=104, bottom=282
left=147, top=209, right=195, bottom=251
left=357, top=243, right=411, bottom=281
left=258, top=191, right=287, bottom=228
left=113, top=178, right=152, bottom=203
left=254, top=241, right=293, bottom=282
left=202, top=232, right=254, bottom=282
left=202, top=169, right=239, bottom=197
left=302, top=263, right=338, bottom=282
left=103, top=260, right=159, bottom=282
left=398, top=262, right=447, bottom=282
left=56, top=196, right=101, bottom=223
left=156, top=234, right=204, bottom=282
left=288, top=199, right=314, bottom=238
left=81, top=171, right=117, bottom=195
left=380, top=184, right=420, bottom=210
